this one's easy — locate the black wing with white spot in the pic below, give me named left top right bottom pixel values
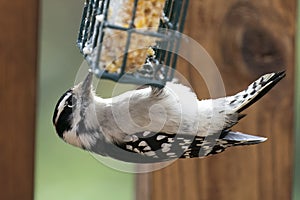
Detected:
left=104, top=130, right=267, bottom=163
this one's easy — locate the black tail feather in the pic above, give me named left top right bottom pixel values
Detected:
left=237, top=71, right=286, bottom=113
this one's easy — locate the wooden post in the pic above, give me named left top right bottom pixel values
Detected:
left=0, top=0, right=39, bottom=200
left=136, top=0, right=296, bottom=199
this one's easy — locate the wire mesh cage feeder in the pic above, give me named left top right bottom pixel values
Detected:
left=77, top=0, right=189, bottom=87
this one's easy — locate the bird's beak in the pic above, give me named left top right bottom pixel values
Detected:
left=81, top=72, right=93, bottom=94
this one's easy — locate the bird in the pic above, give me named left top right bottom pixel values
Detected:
left=52, top=71, right=285, bottom=163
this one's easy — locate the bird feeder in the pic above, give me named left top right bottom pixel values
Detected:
left=77, top=0, right=189, bottom=87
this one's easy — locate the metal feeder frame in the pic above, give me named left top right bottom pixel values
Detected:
left=77, top=0, right=189, bottom=87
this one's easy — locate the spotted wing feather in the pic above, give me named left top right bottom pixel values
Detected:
left=108, top=130, right=266, bottom=163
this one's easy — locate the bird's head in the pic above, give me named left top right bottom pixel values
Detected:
left=52, top=72, right=97, bottom=148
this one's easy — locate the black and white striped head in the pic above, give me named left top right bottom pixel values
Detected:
left=52, top=72, right=95, bottom=148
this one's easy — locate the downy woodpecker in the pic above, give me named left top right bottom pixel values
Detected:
left=53, top=71, right=285, bottom=163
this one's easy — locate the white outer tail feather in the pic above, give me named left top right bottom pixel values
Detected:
left=227, top=71, right=285, bottom=113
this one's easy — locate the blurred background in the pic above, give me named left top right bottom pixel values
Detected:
left=35, top=0, right=133, bottom=199
left=34, top=0, right=299, bottom=200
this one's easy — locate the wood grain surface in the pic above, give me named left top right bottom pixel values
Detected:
left=136, top=0, right=296, bottom=199
left=0, top=0, right=39, bottom=199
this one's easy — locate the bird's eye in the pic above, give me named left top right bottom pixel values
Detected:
left=66, top=96, right=76, bottom=108
left=67, top=101, right=73, bottom=108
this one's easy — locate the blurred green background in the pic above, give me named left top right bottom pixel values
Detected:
left=35, top=0, right=134, bottom=200
left=35, top=0, right=299, bottom=200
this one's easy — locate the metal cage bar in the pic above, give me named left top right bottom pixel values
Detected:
left=77, top=0, right=189, bottom=86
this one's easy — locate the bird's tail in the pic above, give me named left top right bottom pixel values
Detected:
left=221, top=131, right=267, bottom=145
left=227, top=71, right=286, bottom=113
left=207, top=131, right=267, bottom=156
